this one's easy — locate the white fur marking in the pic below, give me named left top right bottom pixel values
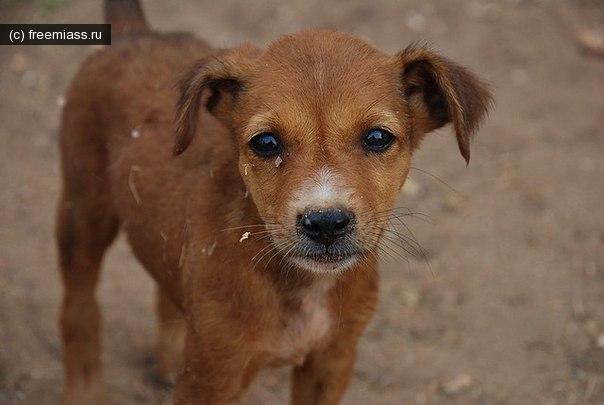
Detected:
left=290, top=166, right=354, bottom=212
left=273, top=278, right=334, bottom=365
left=312, top=167, right=337, bottom=201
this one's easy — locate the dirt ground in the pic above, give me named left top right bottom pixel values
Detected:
left=1, top=0, right=603, bottom=404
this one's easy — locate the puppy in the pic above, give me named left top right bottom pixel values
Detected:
left=56, top=0, right=491, bottom=403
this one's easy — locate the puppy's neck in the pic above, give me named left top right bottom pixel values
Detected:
left=260, top=259, right=333, bottom=293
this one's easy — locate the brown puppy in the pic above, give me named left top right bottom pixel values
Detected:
left=56, top=0, right=491, bottom=403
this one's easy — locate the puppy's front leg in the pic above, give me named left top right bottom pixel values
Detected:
left=291, top=269, right=378, bottom=405
left=290, top=340, right=358, bottom=405
left=155, top=287, right=186, bottom=383
left=172, top=323, right=264, bottom=405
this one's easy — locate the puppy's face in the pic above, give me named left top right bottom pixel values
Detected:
left=175, top=31, right=491, bottom=273
left=233, top=36, right=410, bottom=272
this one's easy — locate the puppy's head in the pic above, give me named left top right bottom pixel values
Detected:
left=175, top=31, right=491, bottom=273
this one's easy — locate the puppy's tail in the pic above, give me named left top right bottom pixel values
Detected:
left=104, top=0, right=150, bottom=38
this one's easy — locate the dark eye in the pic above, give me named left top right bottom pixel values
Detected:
left=363, top=128, right=394, bottom=152
left=249, top=132, right=281, bottom=157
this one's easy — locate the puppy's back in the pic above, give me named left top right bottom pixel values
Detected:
left=58, top=33, right=224, bottom=292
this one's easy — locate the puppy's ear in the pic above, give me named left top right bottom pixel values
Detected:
left=399, top=46, right=492, bottom=164
left=174, top=45, right=258, bottom=155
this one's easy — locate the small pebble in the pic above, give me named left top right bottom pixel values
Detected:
left=510, top=68, right=528, bottom=86
left=10, top=52, right=29, bottom=73
left=575, top=28, right=604, bottom=57
left=439, top=373, right=474, bottom=396
left=597, top=334, right=604, bottom=349
left=56, top=95, right=66, bottom=108
left=20, top=70, right=38, bottom=89
left=401, top=178, right=422, bottom=198
left=405, top=11, right=426, bottom=33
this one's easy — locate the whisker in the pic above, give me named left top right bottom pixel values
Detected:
left=363, top=207, right=432, bottom=227
left=377, top=228, right=432, bottom=272
left=386, top=217, right=424, bottom=252
left=266, top=241, right=293, bottom=270
left=388, top=211, right=432, bottom=224
left=373, top=208, right=432, bottom=222
left=375, top=241, right=412, bottom=271
left=276, top=242, right=299, bottom=281
left=221, top=223, right=280, bottom=232
left=409, top=166, right=459, bottom=195
left=383, top=230, right=426, bottom=258
left=251, top=242, right=276, bottom=265
left=375, top=231, right=424, bottom=261
left=243, top=230, right=278, bottom=238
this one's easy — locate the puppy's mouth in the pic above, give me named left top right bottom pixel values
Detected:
left=288, top=249, right=361, bottom=273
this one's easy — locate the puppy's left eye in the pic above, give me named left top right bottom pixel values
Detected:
left=249, top=132, right=281, bottom=157
left=363, top=129, right=394, bottom=152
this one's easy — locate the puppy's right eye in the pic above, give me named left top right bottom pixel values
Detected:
left=249, top=132, right=281, bottom=158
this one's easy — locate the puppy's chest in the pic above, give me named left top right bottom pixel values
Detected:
left=270, top=280, right=334, bottom=366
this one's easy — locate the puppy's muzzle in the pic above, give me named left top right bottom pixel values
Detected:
left=299, top=209, right=354, bottom=246
left=286, top=208, right=360, bottom=272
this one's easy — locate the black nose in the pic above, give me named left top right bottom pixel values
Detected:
left=299, top=209, right=353, bottom=246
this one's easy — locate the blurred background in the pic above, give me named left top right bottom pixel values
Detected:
left=1, top=0, right=603, bottom=403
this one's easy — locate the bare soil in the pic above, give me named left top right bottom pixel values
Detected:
left=1, top=0, right=603, bottom=404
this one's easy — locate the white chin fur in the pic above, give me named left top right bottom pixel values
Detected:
left=288, top=255, right=359, bottom=274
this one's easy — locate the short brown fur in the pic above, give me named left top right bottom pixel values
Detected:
left=57, top=1, right=491, bottom=404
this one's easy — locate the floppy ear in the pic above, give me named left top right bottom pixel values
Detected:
left=399, top=45, right=492, bottom=164
left=174, top=45, right=258, bottom=155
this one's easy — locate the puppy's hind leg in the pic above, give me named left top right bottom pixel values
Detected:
left=56, top=107, right=120, bottom=405
left=155, top=287, right=186, bottom=383
left=57, top=196, right=119, bottom=405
